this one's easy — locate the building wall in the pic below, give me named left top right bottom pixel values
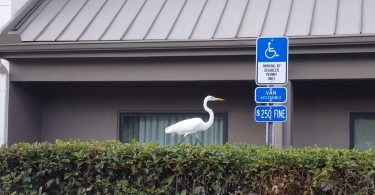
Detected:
left=292, top=80, right=375, bottom=148
left=0, top=0, right=11, bottom=29
left=9, top=56, right=253, bottom=82
left=9, top=54, right=375, bottom=82
left=10, top=80, right=375, bottom=148
left=8, top=54, right=375, bottom=147
left=37, top=83, right=263, bottom=144
left=8, top=83, right=41, bottom=143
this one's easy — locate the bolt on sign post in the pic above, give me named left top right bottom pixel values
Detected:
left=255, top=37, right=288, bottom=146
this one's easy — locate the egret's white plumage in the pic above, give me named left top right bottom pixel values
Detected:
left=165, top=95, right=224, bottom=138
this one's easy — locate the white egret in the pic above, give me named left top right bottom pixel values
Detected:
left=165, top=95, right=224, bottom=144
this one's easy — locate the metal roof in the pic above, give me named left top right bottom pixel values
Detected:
left=3, top=0, right=375, bottom=42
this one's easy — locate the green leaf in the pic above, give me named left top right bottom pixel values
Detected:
left=162, top=175, right=175, bottom=186
left=193, top=186, right=204, bottom=194
left=179, top=190, right=187, bottom=195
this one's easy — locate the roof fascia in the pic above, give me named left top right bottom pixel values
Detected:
left=1, top=35, right=375, bottom=59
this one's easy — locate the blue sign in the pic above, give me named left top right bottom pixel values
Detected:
left=255, top=106, right=287, bottom=122
left=255, top=87, right=287, bottom=103
left=256, top=37, right=288, bottom=85
left=257, top=37, right=288, bottom=63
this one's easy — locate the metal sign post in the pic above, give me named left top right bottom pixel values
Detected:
left=266, top=101, right=274, bottom=145
left=267, top=85, right=273, bottom=145
left=266, top=118, right=274, bottom=145
left=255, top=37, right=288, bottom=146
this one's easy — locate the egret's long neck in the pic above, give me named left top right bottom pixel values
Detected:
left=203, top=98, right=214, bottom=130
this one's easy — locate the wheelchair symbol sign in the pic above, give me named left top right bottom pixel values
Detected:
left=256, top=37, right=288, bottom=85
left=265, top=41, right=279, bottom=59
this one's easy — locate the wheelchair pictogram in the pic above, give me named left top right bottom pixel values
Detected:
left=264, top=40, right=279, bottom=59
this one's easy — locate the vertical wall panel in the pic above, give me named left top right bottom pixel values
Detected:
left=36, top=0, right=87, bottom=41
left=21, top=0, right=69, bottom=41
left=190, top=0, right=227, bottom=39
left=79, top=0, right=126, bottom=41
left=0, top=4, right=11, bottom=29
left=237, top=0, right=270, bottom=38
left=362, top=0, right=375, bottom=34
left=285, top=0, right=315, bottom=36
left=336, top=0, right=361, bottom=35
left=168, top=0, right=207, bottom=40
left=261, top=0, right=293, bottom=37
left=101, top=0, right=145, bottom=41
left=0, top=0, right=10, bottom=5
left=310, top=0, right=338, bottom=35
left=214, top=0, right=248, bottom=39
left=146, top=0, right=186, bottom=40
left=123, top=0, right=166, bottom=40
left=57, top=0, right=107, bottom=41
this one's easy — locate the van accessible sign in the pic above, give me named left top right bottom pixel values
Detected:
left=256, top=37, right=288, bottom=85
left=255, top=87, right=287, bottom=103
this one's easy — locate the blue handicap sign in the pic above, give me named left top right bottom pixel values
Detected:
left=255, top=87, right=287, bottom=103
left=256, top=37, right=289, bottom=85
left=257, top=37, right=288, bottom=63
left=255, top=106, right=287, bottom=122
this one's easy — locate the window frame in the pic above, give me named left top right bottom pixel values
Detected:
left=118, top=111, right=229, bottom=144
left=349, top=112, right=375, bottom=149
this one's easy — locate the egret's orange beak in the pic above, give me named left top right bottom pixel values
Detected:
left=213, top=97, right=225, bottom=101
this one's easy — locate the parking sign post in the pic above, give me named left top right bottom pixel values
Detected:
left=255, top=37, right=288, bottom=146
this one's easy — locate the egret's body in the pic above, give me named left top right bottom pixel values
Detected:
left=165, top=96, right=224, bottom=142
left=165, top=118, right=207, bottom=136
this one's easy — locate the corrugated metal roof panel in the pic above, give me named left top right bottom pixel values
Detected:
left=36, top=0, right=88, bottom=41
left=261, top=0, right=293, bottom=37
left=21, top=0, right=69, bottom=41
left=13, top=0, right=50, bottom=35
left=101, top=0, right=145, bottom=41
left=168, top=0, right=207, bottom=39
left=285, top=0, right=315, bottom=36
left=10, top=0, right=375, bottom=42
left=237, top=0, right=269, bottom=38
left=214, top=0, right=248, bottom=39
left=123, top=0, right=166, bottom=40
left=310, top=0, right=338, bottom=36
left=362, top=0, right=375, bottom=34
left=145, top=0, right=186, bottom=40
left=190, top=0, right=227, bottom=39
left=57, top=0, right=107, bottom=41
left=336, top=0, right=361, bottom=35
left=79, top=0, right=126, bottom=41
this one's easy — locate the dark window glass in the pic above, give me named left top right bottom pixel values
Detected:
left=350, top=113, right=375, bottom=151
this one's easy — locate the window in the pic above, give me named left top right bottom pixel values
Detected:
left=350, top=113, right=375, bottom=151
left=119, top=113, right=228, bottom=145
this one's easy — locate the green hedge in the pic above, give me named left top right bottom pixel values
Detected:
left=0, top=141, right=374, bottom=194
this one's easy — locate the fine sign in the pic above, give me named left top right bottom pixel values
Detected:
left=256, top=37, right=288, bottom=85
left=255, top=106, right=287, bottom=122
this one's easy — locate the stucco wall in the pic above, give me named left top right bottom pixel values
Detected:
left=9, top=54, right=375, bottom=82
left=35, top=82, right=263, bottom=144
left=292, top=80, right=375, bottom=148
left=0, top=0, right=11, bottom=29
left=8, top=83, right=41, bottom=144
left=9, top=56, right=253, bottom=82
